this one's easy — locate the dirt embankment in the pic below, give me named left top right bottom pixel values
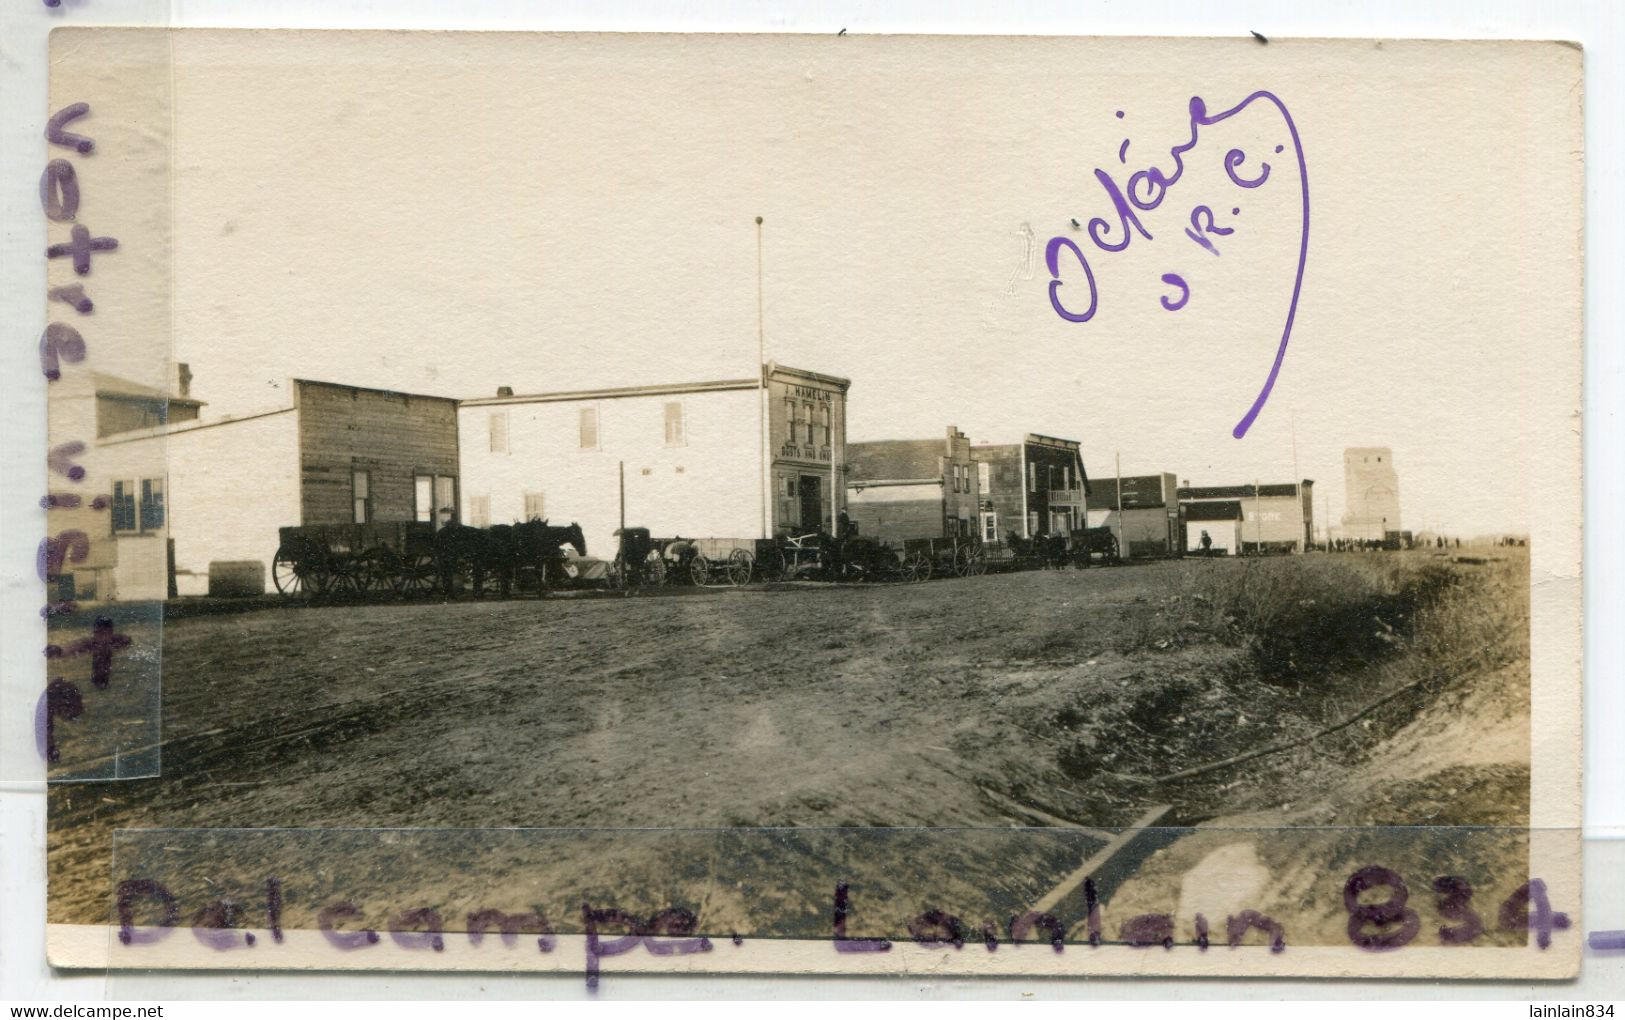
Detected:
left=48, top=551, right=1530, bottom=941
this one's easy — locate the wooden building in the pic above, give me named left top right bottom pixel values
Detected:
left=971, top=434, right=1089, bottom=541
left=1086, top=472, right=1183, bottom=558
left=458, top=363, right=849, bottom=558
left=1178, top=481, right=1315, bottom=554
left=845, top=427, right=979, bottom=543
left=95, top=379, right=460, bottom=599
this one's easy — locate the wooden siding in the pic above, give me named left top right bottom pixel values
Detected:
left=847, top=495, right=945, bottom=544
left=297, top=381, right=459, bottom=525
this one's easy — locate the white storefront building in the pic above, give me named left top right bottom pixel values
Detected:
left=458, top=363, right=850, bottom=559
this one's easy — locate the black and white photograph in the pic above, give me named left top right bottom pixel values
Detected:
left=31, top=27, right=1583, bottom=981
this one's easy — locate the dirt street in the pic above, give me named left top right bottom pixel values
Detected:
left=49, top=553, right=1530, bottom=944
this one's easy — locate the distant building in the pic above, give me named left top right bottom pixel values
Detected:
left=95, top=378, right=460, bottom=599
left=458, top=363, right=850, bottom=557
left=972, top=435, right=1089, bottom=541
left=1342, top=446, right=1401, bottom=541
left=1085, top=472, right=1182, bottom=558
left=846, top=427, right=980, bottom=543
left=1179, top=481, right=1314, bottom=554
left=1183, top=500, right=1243, bottom=556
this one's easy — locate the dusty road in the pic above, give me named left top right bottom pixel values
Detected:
left=49, top=554, right=1530, bottom=943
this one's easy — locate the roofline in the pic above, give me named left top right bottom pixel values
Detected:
left=95, top=390, right=206, bottom=408
left=766, top=363, right=853, bottom=391
left=464, top=377, right=761, bottom=407
left=96, top=406, right=297, bottom=445
left=465, top=364, right=852, bottom=407
left=292, top=378, right=459, bottom=405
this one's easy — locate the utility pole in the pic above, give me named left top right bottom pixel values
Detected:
left=1291, top=411, right=1303, bottom=552
left=1114, top=452, right=1124, bottom=555
left=756, top=215, right=768, bottom=539
left=619, top=460, right=626, bottom=533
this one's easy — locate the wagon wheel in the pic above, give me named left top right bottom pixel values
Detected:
left=952, top=543, right=977, bottom=578
left=272, top=542, right=319, bottom=598
left=964, top=545, right=987, bottom=577
left=363, top=549, right=399, bottom=594
left=905, top=551, right=933, bottom=582
left=758, top=547, right=787, bottom=582
left=397, top=552, right=439, bottom=596
left=689, top=553, right=712, bottom=587
left=726, top=548, right=754, bottom=586
left=643, top=549, right=668, bottom=586
left=328, top=555, right=367, bottom=595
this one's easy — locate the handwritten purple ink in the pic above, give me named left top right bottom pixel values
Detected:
left=49, top=284, right=93, bottom=314
left=46, top=223, right=118, bottom=275
left=39, top=322, right=86, bottom=380
left=46, top=103, right=93, bottom=153
left=1045, top=91, right=1309, bottom=438
left=49, top=441, right=87, bottom=481
left=40, top=159, right=80, bottom=221
left=1159, top=273, right=1189, bottom=311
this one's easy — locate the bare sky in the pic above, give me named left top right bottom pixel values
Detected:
left=100, top=31, right=1579, bottom=537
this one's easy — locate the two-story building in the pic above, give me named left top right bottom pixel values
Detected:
left=845, top=427, right=979, bottom=543
left=457, top=363, right=849, bottom=557
left=971, top=434, right=1089, bottom=542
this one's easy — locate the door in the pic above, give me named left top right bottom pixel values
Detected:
left=434, top=475, right=457, bottom=529
left=798, top=474, right=822, bottom=533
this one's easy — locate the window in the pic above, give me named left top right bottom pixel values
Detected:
left=111, top=480, right=137, bottom=533
left=579, top=406, right=599, bottom=450
left=414, top=475, right=434, bottom=523
left=351, top=470, right=371, bottom=524
left=435, top=476, right=457, bottom=526
left=981, top=512, right=998, bottom=542
left=113, top=478, right=164, bottom=534
left=786, top=399, right=797, bottom=436
left=804, top=403, right=815, bottom=445
left=469, top=495, right=491, bottom=529
left=784, top=476, right=797, bottom=497
left=977, top=461, right=989, bottom=494
left=663, top=401, right=686, bottom=446
left=489, top=411, right=509, bottom=454
left=524, top=492, right=545, bottom=522
left=1027, top=463, right=1036, bottom=492
left=821, top=406, right=831, bottom=446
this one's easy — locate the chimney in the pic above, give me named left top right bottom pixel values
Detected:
left=497, top=386, right=514, bottom=397
left=175, top=362, right=192, bottom=398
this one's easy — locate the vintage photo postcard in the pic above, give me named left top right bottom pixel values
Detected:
left=39, top=30, right=1582, bottom=981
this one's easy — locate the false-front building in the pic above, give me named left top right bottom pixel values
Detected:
left=457, top=363, right=850, bottom=558
left=972, top=434, right=1089, bottom=542
left=1086, top=472, right=1184, bottom=558
left=845, top=427, right=980, bottom=543
left=1178, top=481, right=1315, bottom=554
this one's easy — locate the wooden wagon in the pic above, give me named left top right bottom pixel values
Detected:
left=271, top=521, right=438, bottom=598
left=900, top=533, right=986, bottom=581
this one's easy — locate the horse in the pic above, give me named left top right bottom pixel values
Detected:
left=1007, top=529, right=1069, bottom=570
left=434, top=519, right=587, bottom=598
left=433, top=523, right=496, bottom=597
left=506, top=518, right=587, bottom=594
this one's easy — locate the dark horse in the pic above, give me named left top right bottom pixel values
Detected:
left=434, top=519, right=587, bottom=598
left=1008, top=529, right=1069, bottom=570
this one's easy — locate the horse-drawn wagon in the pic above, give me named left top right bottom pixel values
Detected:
left=272, top=521, right=438, bottom=598
left=899, top=533, right=986, bottom=581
